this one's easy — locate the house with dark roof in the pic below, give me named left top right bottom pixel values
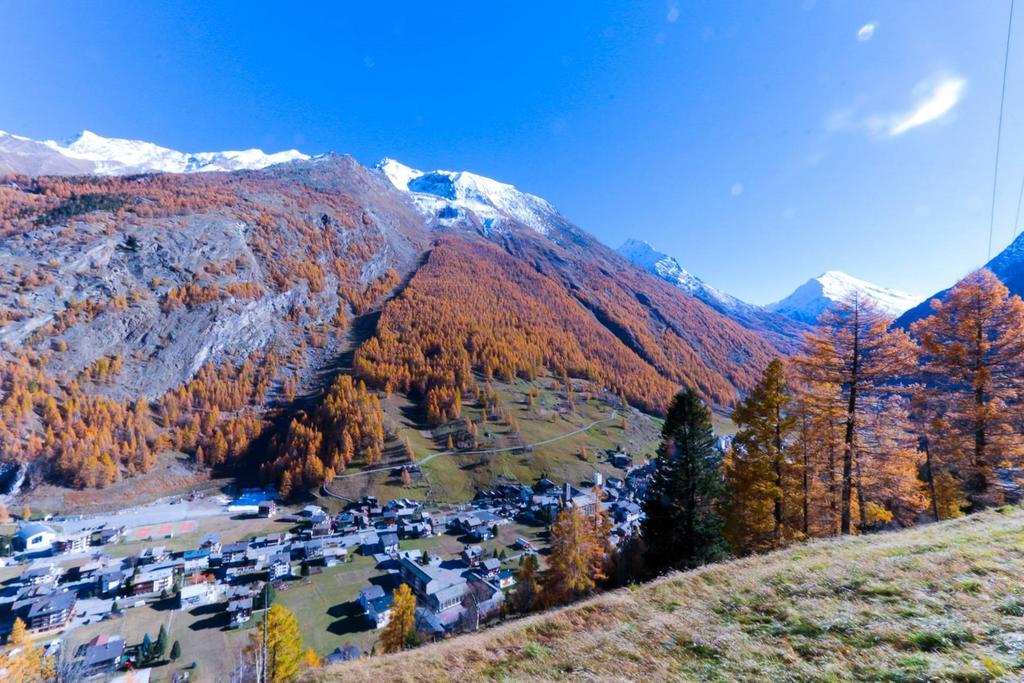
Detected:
left=325, top=645, right=361, bottom=664
left=131, top=567, right=174, bottom=596
left=358, top=585, right=393, bottom=629
left=228, top=595, right=254, bottom=627
left=23, top=590, right=76, bottom=631
left=97, top=569, right=126, bottom=597
left=77, top=634, right=125, bottom=676
left=398, top=558, right=468, bottom=618
left=21, top=564, right=61, bottom=586
left=379, top=533, right=399, bottom=555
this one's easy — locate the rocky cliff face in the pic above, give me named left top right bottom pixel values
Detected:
left=0, top=156, right=429, bottom=401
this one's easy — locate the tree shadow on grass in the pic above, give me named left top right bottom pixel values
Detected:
left=188, top=605, right=230, bottom=632
left=327, top=601, right=372, bottom=637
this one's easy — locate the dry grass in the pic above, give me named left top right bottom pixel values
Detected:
left=311, top=506, right=1024, bottom=682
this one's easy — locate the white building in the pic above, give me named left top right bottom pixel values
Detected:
left=178, top=582, right=220, bottom=610
left=15, top=523, right=58, bottom=554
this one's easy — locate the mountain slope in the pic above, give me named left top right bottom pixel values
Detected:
left=769, top=271, right=923, bottom=324
left=375, top=159, right=781, bottom=407
left=0, top=129, right=309, bottom=176
left=317, top=506, right=1024, bottom=682
left=898, top=231, right=1024, bottom=327
left=618, top=239, right=810, bottom=353
left=0, top=146, right=776, bottom=498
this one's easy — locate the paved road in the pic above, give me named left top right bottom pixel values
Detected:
left=328, top=409, right=620, bottom=485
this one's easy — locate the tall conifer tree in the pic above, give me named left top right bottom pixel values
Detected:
left=642, top=388, right=727, bottom=572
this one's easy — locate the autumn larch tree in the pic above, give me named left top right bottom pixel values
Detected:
left=511, top=554, right=540, bottom=614
left=380, top=583, right=416, bottom=654
left=7, top=616, right=53, bottom=682
left=541, top=503, right=609, bottom=606
left=726, top=359, right=796, bottom=552
left=855, top=396, right=928, bottom=528
left=252, top=603, right=303, bottom=683
left=642, top=388, right=727, bottom=573
left=912, top=269, right=1024, bottom=508
left=795, top=294, right=917, bottom=535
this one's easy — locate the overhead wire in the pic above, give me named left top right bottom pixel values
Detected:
left=987, top=0, right=1016, bottom=260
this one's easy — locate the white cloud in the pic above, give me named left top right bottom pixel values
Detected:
left=881, top=76, right=966, bottom=136
left=730, top=183, right=744, bottom=197
left=825, top=75, right=967, bottom=138
left=667, top=1, right=680, bottom=23
left=857, top=23, right=876, bottom=41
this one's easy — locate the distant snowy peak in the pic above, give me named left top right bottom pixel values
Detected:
left=617, top=239, right=739, bottom=309
left=617, top=238, right=811, bottom=352
left=376, top=157, right=560, bottom=235
left=0, top=129, right=308, bottom=176
left=768, top=271, right=923, bottom=323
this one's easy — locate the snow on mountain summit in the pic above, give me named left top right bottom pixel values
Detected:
left=48, top=130, right=310, bottom=174
left=768, top=271, right=923, bottom=323
left=617, top=238, right=810, bottom=352
left=0, top=129, right=308, bottom=176
left=376, top=158, right=560, bottom=235
left=617, top=239, right=737, bottom=308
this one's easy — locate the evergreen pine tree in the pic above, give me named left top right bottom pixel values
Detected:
left=170, top=640, right=182, bottom=661
left=155, top=624, right=168, bottom=660
left=642, top=387, right=727, bottom=573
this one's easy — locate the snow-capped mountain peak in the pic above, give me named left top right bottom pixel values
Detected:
left=375, top=158, right=560, bottom=235
left=617, top=238, right=810, bottom=351
left=617, top=239, right=732, bottom=304
left=1, top=129, right=309, bottom=176
left=377, top=157, right=423, bottom=192
left=768, top=271, right=923, bottom=323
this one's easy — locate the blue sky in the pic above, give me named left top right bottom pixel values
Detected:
left=3, top=1, right=1023, bottom=304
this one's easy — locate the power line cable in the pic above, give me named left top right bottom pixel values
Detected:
left=987, top=0, right=1016, bottom=260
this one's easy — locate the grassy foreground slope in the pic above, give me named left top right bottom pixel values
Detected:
left=314, top=506, right=1024, bottom=682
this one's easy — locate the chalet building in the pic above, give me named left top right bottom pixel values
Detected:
left=267, top=553, right=292, bottom=581
left=358, top=585, right=393, bottom=629
left=461, top=545, right=483, bottom=567
left=21, top=564, right=61, bottom=586
left=498, top=570, right=516, bottom=590
left=182, top=549, right=210, bottom=574
left=228, top=595, right=254, bottom=627
left=77, top=634, right=125, bottom=676
left=23, top=590, right=76, bottom=632
left=220, top=542, right=249, bottom=565
left=97, top=569, right=125, bottom=596
left=55, top=534, right=89, bottom=555
left=131, top=567, right=174, bottom=596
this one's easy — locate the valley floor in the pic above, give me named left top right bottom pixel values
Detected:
left=315, top=506, right=1024, bottom=682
